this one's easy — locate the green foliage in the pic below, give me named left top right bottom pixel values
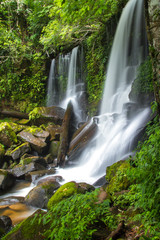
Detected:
left=130, top=57, right=153, bottom=102
left=117, top=120, right=160, bottom=238
left=36, top=189, right=117, bottom=240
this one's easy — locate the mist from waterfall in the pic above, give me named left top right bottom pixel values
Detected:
left=56, top=0, right=152, bottom=185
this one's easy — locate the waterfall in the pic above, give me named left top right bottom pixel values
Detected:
left=61, top=46, right=86, bottom=123
left=56, top=0, right=152, bottom=184
left=46, top=59, right=56, bottom=107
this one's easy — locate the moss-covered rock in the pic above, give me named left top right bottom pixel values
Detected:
left=1, top=209, right=48, bottom=240
left=29, top=106, right=65, bottom=126
left=47, top=181, right=95, bottom=209
left=25, top=181, right=60, bottom=208
left=0, top=122, right=18, bottom=147
left=106, top=161, right=131, bottom=199
left=11, top=143, right=31, bottom=161
left=47, top=181, right=78, bottom=209
left=49, top=141, right=60, bottom=158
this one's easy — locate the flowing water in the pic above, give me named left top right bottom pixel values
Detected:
left=55, top=0, right=152, bottom=184
left=46, top=59, right=56, bottom=107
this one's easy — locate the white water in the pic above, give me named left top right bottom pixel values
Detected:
left=56, top=0, right=151, bottom=185
left=46, top=59, right=56, bottom=107
left=61, top=46, right=86, bottom=123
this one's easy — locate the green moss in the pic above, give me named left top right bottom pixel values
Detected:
left=0, top=143, right=5, bottom=158
left=0, top=169, right=8, bottom=176
left=47, top=182, right=78, bottom=209
left=0, top=122, right=18, bottom=145
left=25, top=126, right=43, bottom=135
left=106, top=161, right=131, bottom=199
left=19, top=157, right=32, bottom=166
left=29, top=107, right=42, bottom=121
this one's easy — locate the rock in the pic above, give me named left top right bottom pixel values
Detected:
left=18, top=130, right=47, bottom=154
left=7, top=122, right=26, bottom=134
left=68, top=120, right=98, bottom=162
left=47, top=181, right=94, bottom=209
left=20, top=156, right=48, bottom=168
left=93, top=175, right=108, bottom=187
left=46, top=124, right=62, bottom=141
left=49, top=141, right=60, bottom=159
left=25, top=181, right=60, bottom=208
left=11, top=143, right=31, bottom=161
left=37, top=175, right=63, bottom=185
left=10, top=162, right=46, bottom=178
left=29, top=106, right=65, bottom=126
left=0, top=170, right=16, bottom=191
left=57, top=101, right=76, bottom=167
left=44, top=153, right=55, bottom=164
left=0, top=122, right=18, bottom=147
left=0, top=215, right=12, bottom=237
left=25, top=169, right=56, bottom=183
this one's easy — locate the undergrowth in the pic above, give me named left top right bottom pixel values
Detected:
left=31, top=189, right=117, bottom=240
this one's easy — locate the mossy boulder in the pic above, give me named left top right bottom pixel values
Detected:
left=106, top=160, right=131, bottom=199
left=1, top=209, right=48, bottom=240
left=25, top=181, right=60, bottom=208
left=29, top=106, right=65, bottom=126
left=47, top=181, right=95, bottom=209
left=47, top=181, right=78, bottom=209
left=0, top=122, right=18, bottom=147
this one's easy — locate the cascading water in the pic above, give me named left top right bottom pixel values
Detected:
left=56, top=0, right=152, bottom=184
left=46, top=59, right=56, bottom=107
left=61, top=46, right=86, bottom=123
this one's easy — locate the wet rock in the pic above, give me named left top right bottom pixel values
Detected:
left=0, top=170, right=16, bottom=191
left=0, top=215, right=12, bottom=236
left=57, top=101, right=76, bottom=167
left=10, top=162, right=46, bottom=178
left=18, top=130, right=47, bottom=154
left=37, top=175, right=63, bottom=185
left=93, top=175, right=108, bottom=187
left=29, top=106, right=65, bottom=126
left=25, top=169, right=56, bottom=183
left=25, top=181, right=60, bottom=208
left=77, top=182, right=95, bottom=193
left=11, top=143, right=31, bottom=161
left=68, top=120, right=98, bottom=162
left=0, top=122, right=18, bottom=147
left=0, top=197, right=24, bottom=206
left=46, top=124, right=62, bottom=141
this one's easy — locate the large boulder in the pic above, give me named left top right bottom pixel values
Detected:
left=0, top=170, right=16, bottom=191
left=29, top=106, right=65, bottom=126
left=18, top=130, right=47, bottom=154
left=25, top=181, right=60, bottom=208
left=0, top=122, right=18, bottom=147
